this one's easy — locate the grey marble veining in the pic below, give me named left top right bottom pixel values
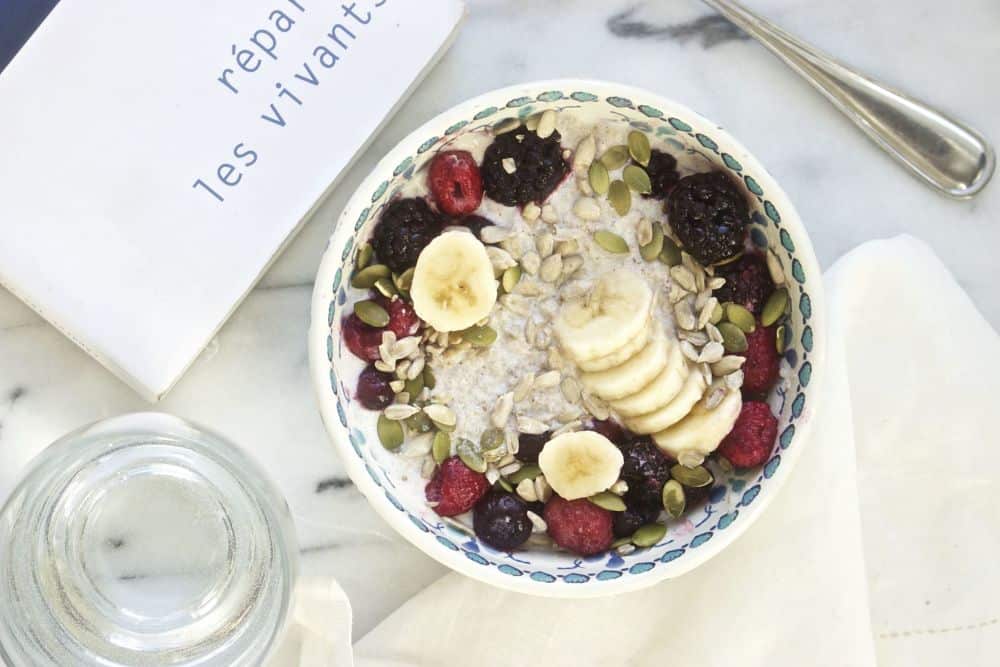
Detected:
left=0, top=0, right=997, bottom=640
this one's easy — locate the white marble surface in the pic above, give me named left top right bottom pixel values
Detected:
left=1, top=0, right=998, bottom=641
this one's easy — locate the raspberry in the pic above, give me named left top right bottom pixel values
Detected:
left=473, top=492, right=532, bottom=550
left=544, top=496, right=613, bottom=556
left=342, top=314, right=383, bottom=361
left=715, top=253, right=774, bottom=315
left=645, top=149, right=681, bottom=199
left=371, top=198, right=442, bottom=273
left=717, top=402, right=777, bottom=468
left=481, top=129, right=568, bottom=206
left=376, top=294, right=421, bottom=339
left=741, top=323, right=780, bottom=396
left=667, top=172, right=748, bottom=265
left=516, top=432, right=550, bottom=464
left=428, top=150, right=483, bottom=216
left=425, top=457, right=490, bottom=517
left=356, top=365, right=394, bottom=410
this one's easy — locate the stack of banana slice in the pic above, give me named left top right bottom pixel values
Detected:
left=554, top=269, right=741, bottom=460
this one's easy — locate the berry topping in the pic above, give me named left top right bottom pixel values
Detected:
left=543, top=496, right=614, bottom=556
left=619, top=438, right=671, bottom=483
left=717, top=401, right=778, bottom=468
left=714, top=253, right=775, bottom=316
left=376, top=294, right=421, bottom=339
left=342, top=314, right=383, bottom=361
left=612, top=502, right=661, bottom=539
left=371, top=198, right=443, bottom=273
left=356, top=365, right=394, bottom=410
left=473, top=491, right=532, bottom=550
left=481, top=129, right=568, bottom=206
left=682, top=481, right=713, bottom=508
left=425, top=457, right=490, bottom=517
left=588, top=419, right=627, bottom=445
left=516, top=432, right=550, bottom=464
left=428, top=150, right=483, bottom=216
left=667, top=172, right=749, bottom=266
left=645, top=149, right=681, bottom=199
left=741, top=323, right=781, bottom=396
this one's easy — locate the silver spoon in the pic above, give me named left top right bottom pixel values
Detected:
left=702, top=0, right=995, bottom=199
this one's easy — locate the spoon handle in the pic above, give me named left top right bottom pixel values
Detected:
left=702, top=0, right=995, bottom=199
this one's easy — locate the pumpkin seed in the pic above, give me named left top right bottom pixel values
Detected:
left=725, top=303, right=756, bottom=333
left=639, top=223, right=664, bottom=262
left=432, top=430, right=451, bottom=463
left=507, top=463, right=541, bottom=485
left=424, top=403, right=457, bottom=428
left=710, top=301, right=724, bottom=324
left=497, top=478, right=514, bottom=493
left=659, top=236, right=682, bottom=266
left=599, top=145, right=630, bottom=170
left=373, top=277, right=398, bottom=298
left=627, top=130, right=651, bottom=166
left=670, top=464, right=713, bottom=488
left=622, top=164, right=652, bottom=194
left=718, top=322, right=749, bottom=353
left=572, top=134, right=596, bottom=173
left=593, top=230, right=629, bottom=254
left=761, top=288, right=789, bottom=327
left=462, top=325, right=497, bottom=347
left=351, top=263, right=391, bottom=289
left=611, top=536, right=633, bottom=550
left=501, top=265, right=522, bottom=293
left=356, top=243, right=374, bottom=270
left=404, top=374, right=425, bottom=401
left=535, top=109, right=556, bottom=139
left=423, top=367, right=436, bottom=390
left=662, top=480, right=686, bottom=518
left=394, top=267, right=415, bottom=293
left=480, top=427, right=505, bottom=452
left=355, top=300, right=390, bottom=327
left=776, top=323, right=787, bottom=354
left=631, top=523, right=667, bottom=548
left=608, top=180, right=631, bottom=216
left=588, top=161, right=610, bottom=195
left=405, top=410, right=432, bottom=434
left=456, top=438, right=487, bottom=473
left=588, top=491, right=626, bottom=512
left=377, top=415, right=404, bottom=450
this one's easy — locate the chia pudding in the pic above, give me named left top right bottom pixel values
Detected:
left=339, top=108, right=790, bottom=557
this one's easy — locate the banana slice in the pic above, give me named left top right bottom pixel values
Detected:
left=409, top=231, right=498, bottom=332
left=538, top=431, right=624, bottom=500
left=610, top=343, right=689, bottom=417
left=623, top=365, right=707, bottom=434
left=577, top=318, right=654, bottom=372
left=580, top=332, right=669, bottom=401
left=554, top=269, right=653, bottom=362
left=652, top=389, right=742, bottom=458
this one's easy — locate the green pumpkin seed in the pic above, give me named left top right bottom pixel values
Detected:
left=627, top=130, right=651, bottom=166
left=456, top=438, right=487, bottom=473
left=611, top=536, right=633, bottom=549
left=658, top=236, right=682, bottom=266
left=373, top=277, right=398, bottom=298
left=670, top=464, right=713, bottom=488
left=761, top=288, right=789, bottom=327
left=405, top=410, right=433, bottom=434
left=423, top=367, right=436, bottom=390
left=394, top=267, right=415, bottom=293
left=432, top=430, right=451, bottom=463
left=588, top=491, right=627, bottom=512
left=404, top=375, right=425, bottom=401
left=599, top=145, right=630, bottom=170
left=462, top=325, right=497, bottom=347
left=710, top=302, right=724, bottom=325
left=355, top=300, right=390, bottom=327
left=661, top=479, right=686, bottom=519
left=480, top=428, right=505, bottom=452
left=631, top=523, right=667, bottom=548
left=718, top=322, right=748, bottom=353
left=622, top=165, right=652, bottom=194
left=501, top=265, right=522, bottom=293
left=496, top=478, right=514, bottom=493
left=507, top=463, right=541, bottom=485
left=639, top=223, right=664, bottom=262
left=356, top=243, right=374, bottom=270
left=608, top=180, right=631, bottom=216
left=725, top=303, right=756, bottom=333
left=377, top=415, right=404, bottom=450
left=776, top=323, right=787, bottom=354
left=351, top=263, right=391, bottom=289
left=593, top=230, right=629, bottom=254
left=714, top=251, right=744, bottom=267
left=588, top=161, right=610, bottom=196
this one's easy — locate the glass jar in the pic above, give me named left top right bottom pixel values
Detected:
left=0, top=413, right=298, bottom=666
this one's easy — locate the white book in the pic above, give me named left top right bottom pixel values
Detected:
left=0, top=0, right=465, bottom=400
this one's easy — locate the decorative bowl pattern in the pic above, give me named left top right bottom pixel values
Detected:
left=309, top=80, right=824, bottom=597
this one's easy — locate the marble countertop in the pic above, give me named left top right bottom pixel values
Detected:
left=1, top=0, right=998, bottom=641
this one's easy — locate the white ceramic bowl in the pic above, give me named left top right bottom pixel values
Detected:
left=309, top=80, right=825, bottom=597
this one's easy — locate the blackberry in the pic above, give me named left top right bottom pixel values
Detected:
left=645, top=149, right=681, bottom=199
left=714, top=252, right=774, bottom=315
left=370, top=198, right=442, bottom=273
left=667, top=172, right=748, bottom=265
left=456, top=214, right=493, bottom=241
left=473, top=492, right=532, bottom=551
left=516, top=432, right=550, bottom=464
left=613, top=503, right=661, bottom=538
left=481, top=129, right=568, bottom=206
left=619, top=438, right=671, bottom=483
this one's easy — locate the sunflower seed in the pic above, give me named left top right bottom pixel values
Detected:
left=725, top=369, right=745, bottom=390
left=354, top=300, right=389, bottom=327
left=482, top=465, right=500, bottom=485
left=505, top=464, right=539, bottom=487
left=400, top=432, right=434, bottom=458
left=674, top=300, right=697, bottom=330
left=521, top=201, right=541, bottom=222
left=560, top=377, right=581, bottom=403
left=698, top=296, right=719, bottom=329
left=484, top=392, right=513, bottom=430
left=702, top=383, right=725, bottom=409
left=694, top=289, right=711, bottom=311
left=661, top=480, right=686, bottom=518
left=608, top=180, right=631, bottom=216
left=531, top=370, right=559, bottom=390
left=517, top=416, right=548, bottom=435
left=608, top=479, right=629, bottom=496
left=486, top=246, right=517, bottom=272
left=548, top=348, right=565, bottom=370
left=572, top=134, right=596, bottom=173
left=594, top=230, right=629, bottom=253
left=480, top=225, right=511, bottom=244
left=718, top=322, right=749, bottom=353
left=670, top=265, right=697, bottom=292
left=679, top=329, right=709, bottom=346
left=588, top=491, right=627, bottom=512
left=456, top=438, right=486, bottom=473
left=394, top=391, right=410, bottom=404
left=535, top=109, right=556, bottom=138
left=557, top=408, right=581, bottom=423
left=523, top=112, right=541, bottom=131
left=555, top=239, right=579, bottom=255
left=600, top=145, right=630, bottom=170
left=766, top=249, right=785, bottom=285
left=708, top=276, right=726, bottom=291
left=390, top=336, right=421, bottom=360
left=573, top=197, right=601, bottom=221
left=526, top=511, right=547, bottom=534
left=711, top=355, right=746, bottom=375
left=697, top=341, right=725, bottom=364
left=351, top=263, right=391, bottom=289
left=389, top=380, right=405, bottom=394
left=377, top=415, right=404, bottom=450
left=623, top=164, right=652, bottom=194
left=615, top=543, right=636, bottom=556
left=632, top=523, right=666, bottom=548
left=532, top=232, right=553, bottom=258
left=761, top=288, right=789, bottom=327
left=462, top=325, right=497, bottom=347
left=725, top=303, right=756, bottom=333
left=668, top=282, right=688, bottom=304
left=541, top=204, right=559, bottom=224
left=627, top=130, right=651, bottom=165
left=577, top=177, right=593, bottom=196
left=424, top=404, right=456, bottom=428
left=588, top=161, right=610, bottom=196
left=502, top=157, right=517, bottom=174
left=552, top=420, right=582, bottom=436
left=493, top=117, right=521, bottom=135
left=374, top=360, right=394, bottom=373
left=516, top=478, right=538, bottom=502
left=582, top=391, right=610, bottom=420
left=659, top=236, right=683, bottom=266
left=539, top=254, right=563, bottom=282
left=383, top=403, right=420, bottom=421
left=671, top=464, right=713, bottom=488
left=680, top=340, right=700, bottom=362
left=407, top=356, right=425, bottom=380
left=394, top=360, right=411, bottom=380
left=700, top=362, right=713, bottom=385
left=534, top=475, right=553, bottom=502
